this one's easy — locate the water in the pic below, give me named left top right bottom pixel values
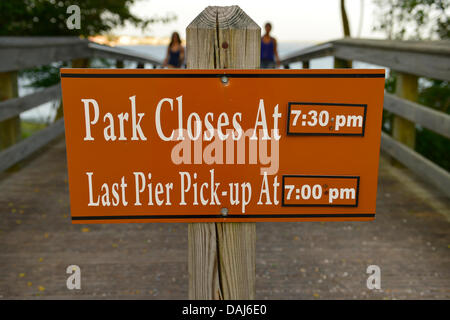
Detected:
left=19, top=43, right=386, bottom=122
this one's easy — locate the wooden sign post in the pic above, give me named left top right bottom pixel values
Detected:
left=186, top=6, right=259, bottom=300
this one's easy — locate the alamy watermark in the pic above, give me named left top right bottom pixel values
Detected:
left=366, top=265, right=381, bottom=290
left=66, top=265, right=81, bottom=290
left=66, top=5, right=81, bottom=30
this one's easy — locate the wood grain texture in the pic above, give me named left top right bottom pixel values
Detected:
left=332, top=42, right=450, bottom=81
left=0, top=38, right=90, bottom=73
left=334, top=38, right=450, bottom=55
left=88, top=43, right=162, bottom=67
left=381, top=132, right=450, bottom=197
left=392, top=73, right=418, bottom=150
left=384, top=93, right=450, bottom=139
left=188, top=223, right=221, bottom=299
left=0, top=37, right=162, bottom=73
left=280, top=39, right=450, bottom=81
left=280, top=43, right=334, bottom=64
left=0, top=119, right=64, bottom=172
left=0, top=72, right=20, bottom=150
left=186, top=6, right=259, bottom=300
left=0, top=84, right=61, bottom=122
left=216, top=222, right=256, bottom=299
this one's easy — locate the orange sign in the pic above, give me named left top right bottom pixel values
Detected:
left=60, top=69, right=385, bottom=223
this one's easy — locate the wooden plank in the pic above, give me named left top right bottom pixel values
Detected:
left=216, top=222, right=256, bottom=299
left=0, top=36, right=89, bottom=47
left=280, top=38, right=450, bottom=81
left=186, top=8, right=217, bottom=69
left=0, top=37, right=90, bottom=72
left=384, top=93, right=450, bottom=139
left=0, top=37, right=163, bottom=72
left=88, top=43, right=163, bottom=66
left=280, top=43, right=334, bottom=64
left=186, top=5, right=258, bottom=300
left=392, top=73, right=418, bottom=150
left=381, top=132, right=450, bottom=198
left=332, top=40, right=450, bottom=81
left=188, top=224, right=221, bottom=299
left=0, top=84, right=61, bottom=122
left=0, top=71, right=20, bottom=150
left=0, top=118, right=64, bottom=172
left=334, top=38, right=450, bottom=56
left=186, top=8, right=221, bottom=299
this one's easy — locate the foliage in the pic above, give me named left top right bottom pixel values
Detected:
left=373, top=0, right=449, bottom=40
left=19, top=58, right=114, bottom=89
left=20, top=63, right=68, bottom=88
left=21, top=120, right=48, bottom=139
left=1, top=0, right=174, bottom=89
left=373, top=0, right=450, bottom=171
left=415, top=80, right=450, bottom=170
left=0, top=0, right=175, bottom=36
left=419, top=79, right=450, bottom=114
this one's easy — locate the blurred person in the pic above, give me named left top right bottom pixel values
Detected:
left=163, top=31, right=184, bottom=68
left=260, top=22, right=280, bottom=69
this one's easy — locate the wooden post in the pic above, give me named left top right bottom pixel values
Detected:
left=116, top=60, right=124, bottom=68
left=186, top=6, right=258, bottom=300
left=0, top=71, right=20, bottom=150
left=334, top=57, right=352, bottom=68
left=392, top=72, right=418, bottom=149
left=55, top=58, right=90, bottom=121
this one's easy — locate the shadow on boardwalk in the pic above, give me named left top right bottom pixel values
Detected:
left=0, top=138, right=449, bottom=299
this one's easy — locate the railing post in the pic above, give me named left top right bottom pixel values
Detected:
left=334, top=57, right=352, bottom=68
left=0, top=71, right=20, bottom=150
left=186, top=6, right=258, bottom=300
left=116, top=60, right=124, bottom=68
left=392, top=72, right=418, bottom=149
left=55, top=58, right=90, bottom=120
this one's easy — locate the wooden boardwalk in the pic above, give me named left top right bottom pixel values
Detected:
left=0, top=137, right=449, bottom=299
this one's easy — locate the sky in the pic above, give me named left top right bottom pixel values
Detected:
left=116, top=0, right=386, bottom=43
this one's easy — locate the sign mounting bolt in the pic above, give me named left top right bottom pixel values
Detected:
left=221, top=76, right=229, bottom=85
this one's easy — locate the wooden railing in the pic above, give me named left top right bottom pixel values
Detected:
left=281, top=38, right=450, bottom=197
left=0, top=37, right=162, bottom=172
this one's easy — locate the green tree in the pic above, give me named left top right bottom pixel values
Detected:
left=0, top=0, right=174, bottom=36
left=373, top=0, right=450, bottom=171
left=373, top=0, right=449, bottom=40
left=0, top=1, right=174, bottom=90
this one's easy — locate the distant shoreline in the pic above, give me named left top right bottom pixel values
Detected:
left=89, top=35, right=318, bottom=47
left=90, top=35, right=175, bottom=46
